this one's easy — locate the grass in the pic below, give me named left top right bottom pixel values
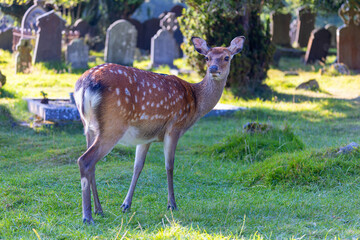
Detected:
left=1, top=49, right=360, bottom=239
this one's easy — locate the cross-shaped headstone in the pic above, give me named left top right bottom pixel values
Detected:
left=160, top=12, right=178, bottom=33
left=339, top=0, right=360, bottom=26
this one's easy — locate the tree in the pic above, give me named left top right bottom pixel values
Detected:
left=179, top=1, right=275, bottom=97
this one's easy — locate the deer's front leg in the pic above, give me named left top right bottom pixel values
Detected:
left=164, top=132, right=180, bottom=210
left=121, top=143, right=151, bottom=212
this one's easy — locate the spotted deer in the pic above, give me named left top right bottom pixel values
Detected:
left=74, top=36, right=245, bottom=223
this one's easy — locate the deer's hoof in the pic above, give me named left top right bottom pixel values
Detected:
left=121, top=203, right=131, bottom=213
left=95, top=209, right=104, bottom=217
left=167, top=205, right=178, bottom=211
left=83, top=217, right=94, bottom=225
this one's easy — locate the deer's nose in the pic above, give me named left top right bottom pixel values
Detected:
left=209, top=65, right=218, bottom=73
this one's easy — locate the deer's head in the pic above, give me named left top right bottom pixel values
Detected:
left=192, top=36, right=245, bottom=81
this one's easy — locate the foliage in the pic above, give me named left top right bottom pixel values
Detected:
left=179, top=0, right=275, bottom=97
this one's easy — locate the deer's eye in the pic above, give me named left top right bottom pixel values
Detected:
left=224, top=56, right=230, bottom=61
left=205, top=57, right=209, bottom=61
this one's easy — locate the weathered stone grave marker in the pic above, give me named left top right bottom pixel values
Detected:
left=151, top=12, right=178, bottom=68
left=337, top=0, right=360, bottom=71
left=33, top=10, right=66, bottom=63
left=304, top=28, right=331, bottom=64
left=104, top=19, right=137, bottom=66
left=270, top=11, right=292, bottom=47
left=294, top=6, right=316, bottom=48
left=0, top=27, right=13, bottom=51
left=66, top=39, right=89, bottom=69
left=15, top=38, right=32, bottom=74
left=325, top=24, right=337, bottom=48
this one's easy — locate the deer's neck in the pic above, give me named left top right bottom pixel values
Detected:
left=192, top=72, right=228, bottom=118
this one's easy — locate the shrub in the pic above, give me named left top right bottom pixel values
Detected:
left=179, top=1, right=275, bottom=97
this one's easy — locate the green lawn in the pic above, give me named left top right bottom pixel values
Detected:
left=1, top=49, right=360, bottom=239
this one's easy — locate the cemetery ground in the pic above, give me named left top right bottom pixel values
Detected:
left=1, top=50, right=360, bottom=239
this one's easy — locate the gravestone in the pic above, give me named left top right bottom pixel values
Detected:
left=15, top=38, right=32, bottom=74
left=127, top=18, right=143, bottom=49
left=140, top=18, right=161, bottom=50
left=270, top=11, right=292, bottom=47
left=21, top=0, right=46, bottom=35
left=0, top=27, right=13, bottom=51
left=151, top=13, right=178, bottom=68
left=289, top=19, right=298, bottom=45
left=73, top=19, right=91, bottom=38
left=337, top=0, right=360, bottom=71
left=66, top=39, right=89, bottom=69
left=104, top=20, right=137, bottom=66
left=304, top=28, right=331, bottom=64
left=325, top=24, right=337, bottom=48
left=294, top=7, right=316, bottom=48
left=33, top=11, right=66, bottom=63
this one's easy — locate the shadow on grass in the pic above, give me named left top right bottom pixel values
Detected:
left=0, top=88, right=16, bottom=99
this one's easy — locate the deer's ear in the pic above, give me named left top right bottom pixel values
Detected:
left=191, top=37, right=210, bottom=55
left=228, top=36, right=245, bottom=56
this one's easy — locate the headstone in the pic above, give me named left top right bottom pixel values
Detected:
left=289, top=19, right=297, bottom=45
left=127, top=18, right=143, bottom=49
left=325, top=24, right=337, bottom=48
left=104, top=20, right=137, bottom=66
left=66, top=39, right=89, bottom=69
left=21, top=0, right=46, bottom=34
left=33, top=11, right=66, bottom=63
left=270, top=12, right=292, bottom=47
left=170, top=4, right=185, bottom=17
left=0, top=27, right=13, bottom=51
left=304, top=28, right=331, bottom=64
left=15, top=38, right=32, bottom=74
left=294, top=7, right=316, bottom=48
left=140, top=18, right=161, bottom=50
left=337, top=0, right=360, bottom=71
left=151, top=13, right=178, bottom=68
left=73, top=19, right=91, bottom=38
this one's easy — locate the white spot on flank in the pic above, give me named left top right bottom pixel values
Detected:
left=133, top=104, right=135, bottom=110
left=135, top=95, right=138, bottom=103
left=116, top=88, right=120, bottom=95
left=156, top=104, right=160, bottom=108
left=142, top=105, right=145, bottom=110
left=124, top=72, right=127, bottom=76
left=147, top=82, right=150, bottom=87
left=149, top=89, right=152, bottom=94
left=153, top=83, right=157, bottom=88
left=125, top=88, right=131, bottom=96
left=151, top=102, right=155, bottom=107
left=137, top=86, right=140, bottom=92
left=134, top=76, right=137, bottom=82
left=143, top=91, right=146, bottom=96
left=118, top=69, right=122, bottom=74
left=146, top=102, right=150, bottom=105
left=110, top=70, right=114, bottom=73
left=129, top=78, right=132, bottom=84
left=160, top=100, right=163, bottom=105
left=117, top=100, right=121, bottom=106
left=125, top=97, right=129, bottom=103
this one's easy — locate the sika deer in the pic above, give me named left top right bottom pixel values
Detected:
left=74, top=36, right=245, bottom=223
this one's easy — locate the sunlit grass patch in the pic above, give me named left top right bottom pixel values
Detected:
left=206, top=125, right=304, bottom=163
left=241, top=148, right=360, bottom=188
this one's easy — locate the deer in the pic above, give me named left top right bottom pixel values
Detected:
left=74, top=36, right=245, bottom=223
